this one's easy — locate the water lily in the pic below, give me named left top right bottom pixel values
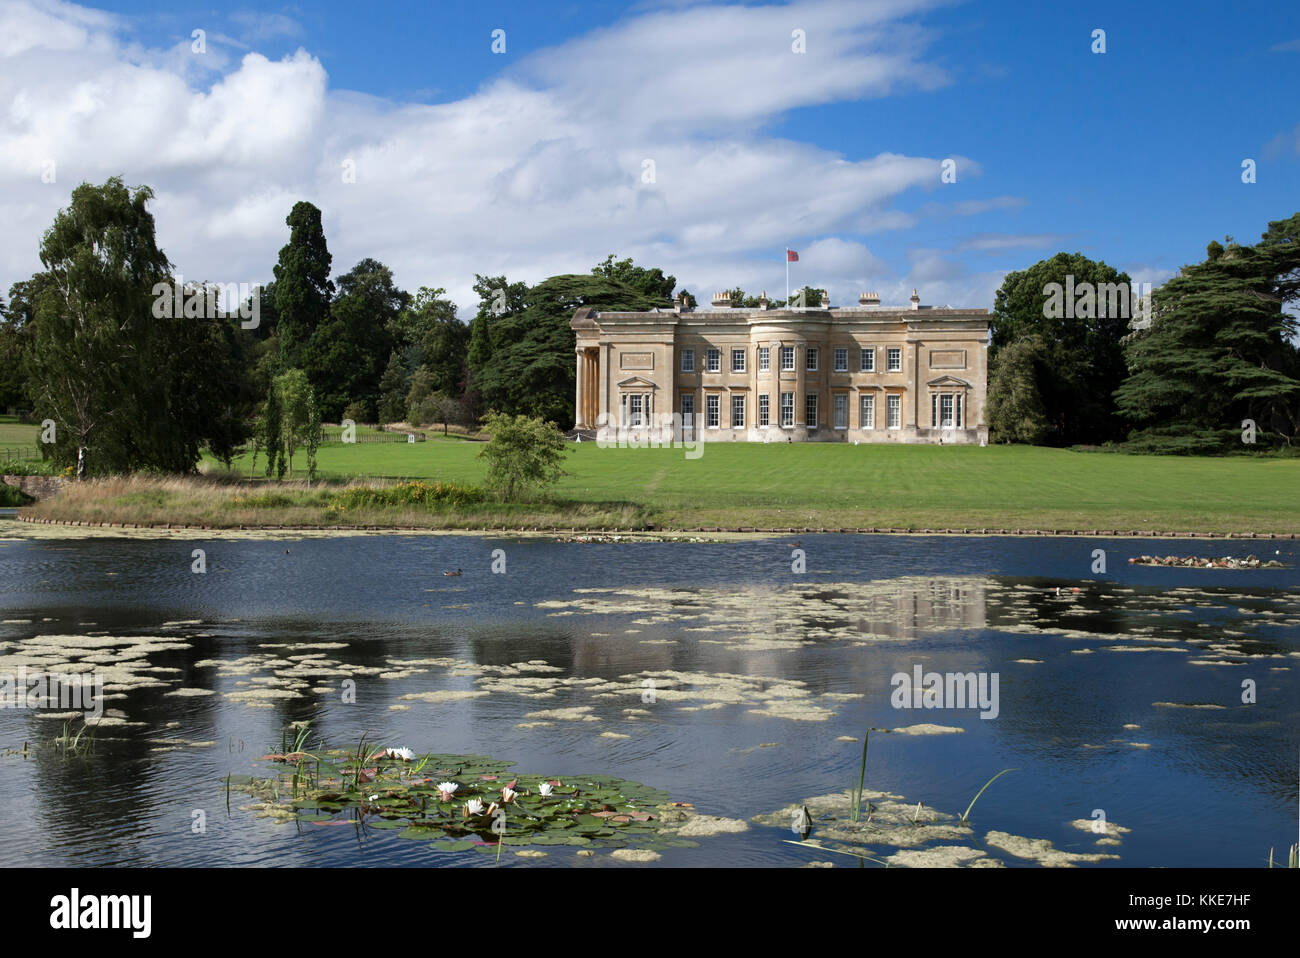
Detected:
left=501, top=786, right=517, bottom=804
left=437, top=782, right=459, bottom=802
left=464, top=798, right=485, bottom=816
left=538, top=783, right=553, bottom=797
left=385, top=747, right=415, bottom=761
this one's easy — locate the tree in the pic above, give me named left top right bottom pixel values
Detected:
left=263, top=382, right=283, bottom=479
left=986, top=335, right=1051, bottom=444
left=988, top=253, right=1134, bottom=445
left=27, top=178, right=250, bottom=477
left=1116, top=220, right=1300, bottom=451
left=377, top=351, right=409, bottom=424
left=274, top=368, right=314, bottom=477
left=0, top=277, right=44, bottom=411
left=305, top=386, right=321, bottom=483
left=273, top=202, right=333, bottom=367
left=591, top=254, right=676, bottom=300
left=303, top=257, right=406, bottom=421
left=469, top=260, right=673, bottom=426
left=477, top=412, right=567, bottom=500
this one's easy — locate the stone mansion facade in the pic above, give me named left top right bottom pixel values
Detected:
left=571, top=289, right=990, bottom=443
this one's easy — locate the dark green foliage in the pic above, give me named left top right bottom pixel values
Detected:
left=469, top=262, right=673, bottom=426
left=1116, top=216, right=1300, bottom=452
left=990, top=253, right=1134, bottom=445
left=27, top=178, right=252, bottom=477
left=303, top=257, right=406, bottom=421
left=263, top=383, right=283, bottom=479
left=273, top=202, right=333, bottom=366
left=987, top=335, right=1051, bottom=444
left=376, top=351, right=409, bottom=423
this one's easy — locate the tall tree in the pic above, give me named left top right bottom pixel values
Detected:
left=470, top=260, right=673, bottom=426
left=273, top=202, right=333, bottom=367
left=1116, top=220, right=1300, bottom=451
left=989, top=253, right=1134, bottom=444
left=26, top=178, right=247, bottom=477
left=303, top=257, right=407, bottom=421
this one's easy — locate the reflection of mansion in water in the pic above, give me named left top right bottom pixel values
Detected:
left=854, top=577, right=989, bottom=641
left=571, top=289, right=990, bottom=444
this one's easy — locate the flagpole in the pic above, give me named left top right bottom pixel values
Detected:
left=785, top=248, right=789, bottom=305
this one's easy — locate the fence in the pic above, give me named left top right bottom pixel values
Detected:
left=318, top=428, right=425, bottom=443
left=0, top=446, right=38, bottom=464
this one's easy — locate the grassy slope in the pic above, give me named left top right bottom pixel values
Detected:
left=202, top=440, right=1300, bottom=534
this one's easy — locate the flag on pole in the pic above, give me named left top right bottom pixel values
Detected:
left=786, top=249, right=799, bottom=262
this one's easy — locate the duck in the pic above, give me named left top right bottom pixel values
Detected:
left=443, top=568, right=462, bottom=577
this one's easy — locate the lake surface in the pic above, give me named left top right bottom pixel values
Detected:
left=0, top=529, right=1296, bottom=867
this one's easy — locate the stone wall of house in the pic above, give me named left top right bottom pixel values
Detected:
left=2, top=475, right=65, bottom=500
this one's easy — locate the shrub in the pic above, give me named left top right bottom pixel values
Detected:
left=327, top=481, right=485, bottom=511
left=342, top=401, right=372, bottom=425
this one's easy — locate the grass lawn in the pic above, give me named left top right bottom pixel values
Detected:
left=0, top=414, right=39, bottom=447
left=197, top=439, right=1300, bottom=534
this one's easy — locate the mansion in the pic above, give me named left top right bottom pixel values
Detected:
left=571, top=289, right=990, bottom=444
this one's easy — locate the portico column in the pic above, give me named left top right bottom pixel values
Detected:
left=575, top=349, right=587, bottom=428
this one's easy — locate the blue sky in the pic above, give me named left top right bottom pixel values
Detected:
left=2, top=0, right=1297, bottom=313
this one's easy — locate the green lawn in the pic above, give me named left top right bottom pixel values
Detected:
left=0, top=414, right=39, bottom=447
left=210, top=440, right=1300, bottom=534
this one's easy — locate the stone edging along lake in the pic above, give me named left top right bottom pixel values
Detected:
left=9, top=512, right=1299, bottom=540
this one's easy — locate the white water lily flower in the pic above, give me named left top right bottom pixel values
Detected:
left=437, top=782, right=459, bottom=802
left=465, top=799, right=485, bottom=816
left=385, top=747, right=415, bottom=761
left=538, top=783, right=553, bottom=797
left=368, top=795, right=379, bottom=802
left=501, top=787, right=517, bottom=804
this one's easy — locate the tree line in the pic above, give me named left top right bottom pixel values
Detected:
left=0, top=178, right=1294, bottom=478
left=987, top=215, right=1300, bottom=452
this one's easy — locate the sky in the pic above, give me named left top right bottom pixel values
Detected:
left=1, top=0, right=1298, bottom=317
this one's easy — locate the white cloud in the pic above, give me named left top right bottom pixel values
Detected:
left=0, top=0, right=1010, bottom=315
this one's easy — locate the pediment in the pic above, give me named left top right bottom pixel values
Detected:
left=616, top=376, right=658, bottom=389
left=926, top=375, right=972, bottom=388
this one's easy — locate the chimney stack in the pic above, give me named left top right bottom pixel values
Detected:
left=858, top=291, right=880, bottom=306
left=711, top=290, right=733, bottom=308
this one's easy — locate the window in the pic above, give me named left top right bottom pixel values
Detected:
left=759, top=394, right=770, bottom=426
left=860, top=394, right=875, bottom=429
left=732, top=394, right=745, bottom=428
left=706, top=348, right=720, bottom=373
left=887, top=347, right=902, bottom=372
left=781, top=346, right=795, bottom=371
left=860, top=348, right=874, bottom=372
left=681, top=348, right=694, bottom=373
left=629, top=394, right=643, bottom=427
left=731, top=348, right=746, bottom=373
left=834, top=348, right=848, bottom=372
left=780, top=392, right=794, bottom=427
left=706, top=394, right=719, bottom=428
left=833, top=393, right=848, bottom=429
left=806, top=347, right=819, bottom=371
left=681, top=394, right=694, bottom=425
left=758, top=347, right=770, bottom=372
left=887, top=394, right=901, bottom=429
left=930, top=393, right=963, bottom=429
left=805, top=393, right=818, bottom=429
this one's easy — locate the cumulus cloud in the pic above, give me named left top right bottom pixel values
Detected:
left=0, top=0, right=1011, bottom=314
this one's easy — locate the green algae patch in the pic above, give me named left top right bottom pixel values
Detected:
left=229, top=746, right=687, bottom=857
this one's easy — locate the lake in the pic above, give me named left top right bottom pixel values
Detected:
left=0, top=529, right=1296, bottom=867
